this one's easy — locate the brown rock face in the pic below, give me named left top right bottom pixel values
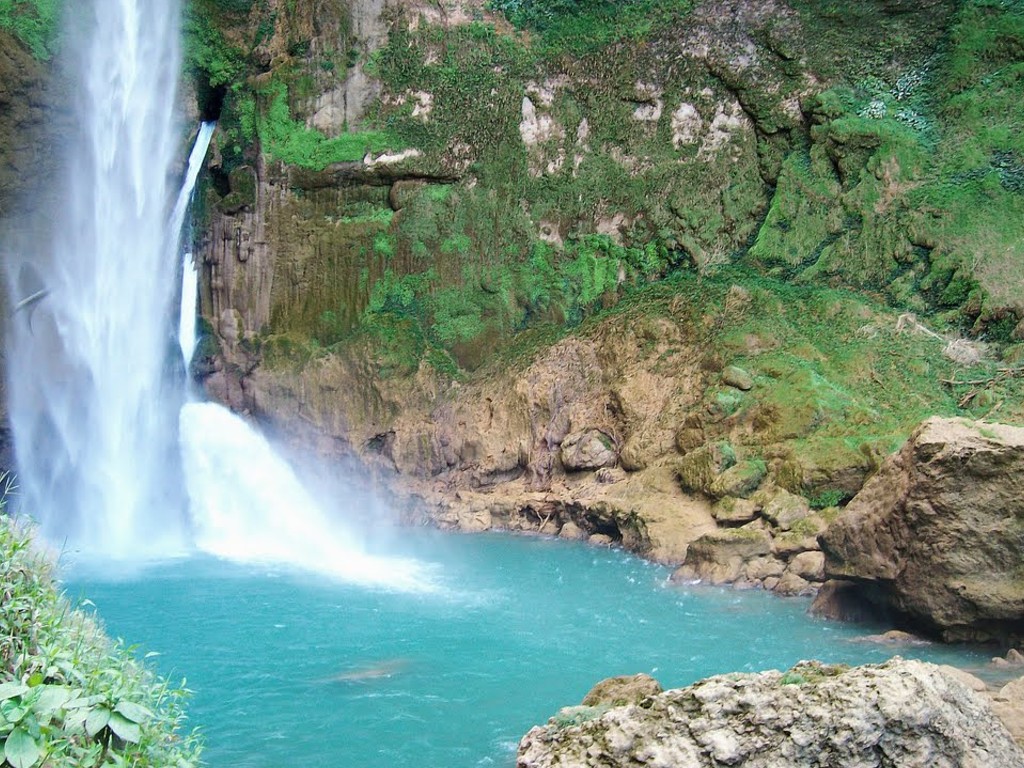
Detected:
left=819, top=417, right=1024, bottom=643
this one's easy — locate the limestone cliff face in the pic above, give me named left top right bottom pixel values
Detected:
left=186, top=0, right=1024, bottom=582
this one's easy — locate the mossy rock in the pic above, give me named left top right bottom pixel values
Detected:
left=759, top=487, right=813, bottom=531
left=581, top=674, right=662, bottom=708
left=676, top=441, right=736, bottom=494
left=708, top=459, right=767, bottom=499
left=217, top=165, right=257, bottom=214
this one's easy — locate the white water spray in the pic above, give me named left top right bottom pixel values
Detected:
left=4, top=2, right=433, bottom=590
left=180, top=403, right=433, bottom=592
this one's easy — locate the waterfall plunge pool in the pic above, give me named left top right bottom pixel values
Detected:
left=68, top=531, right=989, bottom=768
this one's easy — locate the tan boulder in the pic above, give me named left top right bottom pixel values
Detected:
left=820, top=417, right=1024, bottom=643
left=560, top=429, right=617, bottom=471
left=788, top=550, right=826, bottom=581
left=671, top=528, right=771, bottom=585
left=711, top=496, right=759, bottom=524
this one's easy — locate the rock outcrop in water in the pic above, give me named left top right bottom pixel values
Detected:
left=516, top=659, right=1024, bottom=768
left=816, top=417, right=1024, bottom=643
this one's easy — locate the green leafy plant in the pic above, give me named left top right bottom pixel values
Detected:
left=0, top=496, right=202, bottom=768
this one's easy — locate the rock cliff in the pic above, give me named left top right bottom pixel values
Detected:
left=182, top=0, right=1024, bottom=568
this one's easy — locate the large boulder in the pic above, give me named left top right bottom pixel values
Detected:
left=819, top=417, right=1024, bottom=643
left=517, top=659, right=1024, bottom=768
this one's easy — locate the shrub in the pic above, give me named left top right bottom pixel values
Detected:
left=0, top=495, right=202, bottom=768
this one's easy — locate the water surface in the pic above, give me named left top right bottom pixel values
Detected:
left=69, top=532, right=988, bottom=768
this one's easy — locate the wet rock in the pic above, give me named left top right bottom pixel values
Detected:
left=560, top=429, right=617, bottom=471
left=558, top=521, right=585, bottom=541
left=517, top=659, right=1024, bottom=768
left=538, top=518, right=560, bottom=536
left=810, top=579, right=882, bottom=624
left=744, top=556, right=785, bottom=581
left=857, top=629, right=932, bottom=646
left=774, top=570, right=814, bottom=596
left=672, top=528, right=771, bottom=584
left=820, top=417, right=1024, bottom=643
left=589, top=533, right=614, bottom=546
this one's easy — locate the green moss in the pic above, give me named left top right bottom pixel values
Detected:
left=0, top=0, right=60, bottom=59
left=809, top=489, right=850, bottom=510
left=257, top=80, right=405, bottom=170
left=490, top=0, right=696, bottom=55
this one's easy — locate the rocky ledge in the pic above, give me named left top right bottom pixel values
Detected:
left=517, top=660, right=1024, bottom=768
left=814, top=417, right=1024, bottom=643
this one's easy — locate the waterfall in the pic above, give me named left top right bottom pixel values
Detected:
left=4, top=2, right=432, bottom=590
left=177, top=122, right=216, bottom=368
left=5, top=1, right=188, bottom=556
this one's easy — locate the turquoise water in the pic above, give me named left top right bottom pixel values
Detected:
left=69, top=532, right=988, bottom=768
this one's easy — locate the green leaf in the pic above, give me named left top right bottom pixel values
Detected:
left=85, top=707, right=111, bottom=737
left=1, top=700, right=28, bottom=725
left=107, top=712, right=141, bottom=744
left=25, top=674, right=43, bottom=688
left=113, top=700, right=153, bottom=724
left=4, top=726, right=41, bottom=768
left=35, top=685, right=72, bottom=716
left=0, top=683, right=29, bottom=702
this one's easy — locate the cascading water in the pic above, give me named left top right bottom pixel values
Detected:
left=176, top=122, right=216, bottom=369
left=5, top=1, right=430, bottom=590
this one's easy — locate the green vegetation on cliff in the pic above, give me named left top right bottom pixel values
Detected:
left=0, top=0, right=60, bottom=59
left=190, top=0, right=1024, bottom=435
left=0, top=509, right=202, bottom=768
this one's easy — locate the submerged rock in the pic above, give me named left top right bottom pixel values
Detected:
left=517, top=659, right=1024, bottom=768
left=819, top=417, right=1024, bottom=643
